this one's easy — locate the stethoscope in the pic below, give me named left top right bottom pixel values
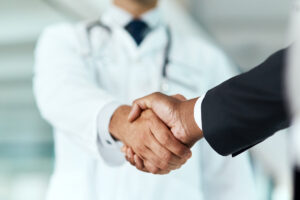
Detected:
left=86, top=20, right=172, bottom=92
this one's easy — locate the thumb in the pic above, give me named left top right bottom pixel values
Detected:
left=172, top=94, right=187, bottom=101
left=128, top=103, right=142, bottom=122
left=128, top=93, right=160, bottom=122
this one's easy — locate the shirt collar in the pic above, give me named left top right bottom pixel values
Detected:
left=101, top=4, right=162, bottom=29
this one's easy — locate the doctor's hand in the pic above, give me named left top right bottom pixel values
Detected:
left=109, top=105, right=192, bottom=174
left=128, top=93, right=203, bottom=148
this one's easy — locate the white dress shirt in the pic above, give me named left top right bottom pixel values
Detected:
left=194, top=95, right=205, bottom=130
left=34, top=4, right=257, bottom=200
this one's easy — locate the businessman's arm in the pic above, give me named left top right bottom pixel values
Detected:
left=200, top=48, right=290, bottom=156
left=127, top=49, right=291, bottom=159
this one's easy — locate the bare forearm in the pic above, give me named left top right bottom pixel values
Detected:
left=109, top=105, right=131, bottom=141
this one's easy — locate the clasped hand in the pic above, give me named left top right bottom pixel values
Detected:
left=109, top=93, right=203, bottom=174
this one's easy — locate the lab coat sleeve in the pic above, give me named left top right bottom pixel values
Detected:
left=200, top=141, right=257, bottom=200
left=33, top=24, right=125, bottom=166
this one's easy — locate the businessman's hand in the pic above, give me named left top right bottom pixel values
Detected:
left=128, top=93, right=203, bottom=147
left=109, top=105, right=192, bottom=174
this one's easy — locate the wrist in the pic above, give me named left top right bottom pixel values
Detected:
left=178, top=98, right=203, bottom=146
left=109, top=105, right=131, bottom=141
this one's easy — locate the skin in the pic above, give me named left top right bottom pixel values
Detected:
left=109, top=0, right=193, bottom=174
left=124, top=93, right=203, bottom=172
left=109, top=105, right=192, bottom=174
left=114, top=0, right=158, bottom=18
left=128, top=93, right=203, bottom=146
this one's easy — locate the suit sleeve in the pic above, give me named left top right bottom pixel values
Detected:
left=201, top=49, right=291, bottom=156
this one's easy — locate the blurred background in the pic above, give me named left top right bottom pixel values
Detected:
left=0, top=0, right=292, bottom=199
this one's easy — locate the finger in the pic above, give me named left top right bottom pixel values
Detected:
left=126, top=148, right=136, bottom=165
left=121, top=145, right=127, bottom=153
left=150, top=117, right=192, bottom=160
left=128, top=93, right=162, bottom=122
left=144, top=160, right=170, bottom=175
left=134, top=155, right=145, bottom=170
left=135, top=166, right=150, bottom=173
left=171, top=94, right=186, bottom=101
left=145, top=132, right=181, bottom=169
left=125, top=155, right=135, bottom=166
left=128, top=103, right=143, bottom=122
left=140, top=146, right=169, bottom=170
left=127, top=148, right=134, bottom=160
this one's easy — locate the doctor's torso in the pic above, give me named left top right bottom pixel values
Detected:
left=88, top=24, right=206, bottom=104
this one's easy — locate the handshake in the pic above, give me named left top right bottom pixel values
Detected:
left=109, top=92, right=203, bottom=174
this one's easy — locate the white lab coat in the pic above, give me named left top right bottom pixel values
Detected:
left=34, top=8, right=256, bottom=200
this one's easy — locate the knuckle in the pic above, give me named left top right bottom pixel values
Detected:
left=152, top=159, right=161, bottom=168
left=152, top=92, right=162, bottom=99
left=162, top=151, right=172, bottom=162
left=180, top=158, right=187, bottom=165
left=133, top=99, right=140, bottom=105
left=160, top=134, right=171, bottom=146
left=176, top=146, right=188, bottom=157
left=160, top=161, right=169, bottom=170
left=136, top=165, right=143, bottom=170
left=153, top=92, right=160, bottom=96
left=151, top=167, right=159, bottom=174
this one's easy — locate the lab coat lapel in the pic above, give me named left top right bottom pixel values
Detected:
left=112, top=26, right=139, bottom=59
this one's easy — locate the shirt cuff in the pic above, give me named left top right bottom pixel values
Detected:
left=97, top=101, right=125, bottom=166
left=194, top=94, right=205, bottom=130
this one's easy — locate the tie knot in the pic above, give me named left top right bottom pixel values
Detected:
left=125, top=19, right=150, bottom=45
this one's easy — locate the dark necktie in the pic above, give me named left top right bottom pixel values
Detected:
left=125, top=19, right=150, bottom=45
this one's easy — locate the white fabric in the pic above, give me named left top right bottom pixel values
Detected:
left=34, top=5, right=257, bottom=200
left=194, top=94, right=205, bottom=130
left=97, top=101, right=124, bottom=166
left=96, top=5, right=163, bottom=166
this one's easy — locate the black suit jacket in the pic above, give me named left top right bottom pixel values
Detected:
left=201, top=49, right=291, bottom=156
